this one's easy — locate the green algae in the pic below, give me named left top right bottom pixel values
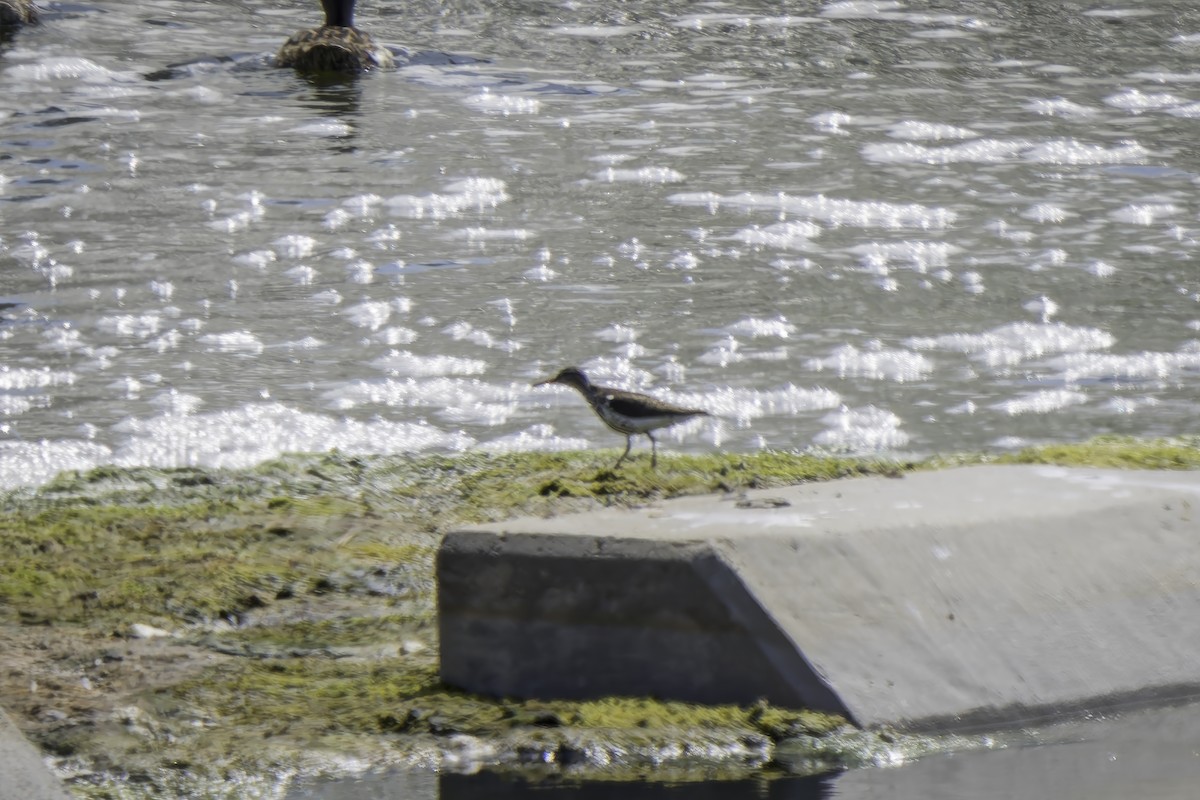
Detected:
left=171, top=656, right=839, bottom=741
left=994, top=435, right=1200, bottom=470
left=0, top=499, right=435, bottom=627
left=6, top=440, right=1200, bottom=796
left=0, top=450, right=909, bottom=629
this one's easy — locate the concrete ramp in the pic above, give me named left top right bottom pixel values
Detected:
left=438, top=465, right=1200, bottom=731
left=0, top=708, right=73, bottom=800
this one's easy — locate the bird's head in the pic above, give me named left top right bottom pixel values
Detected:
left=533, top=366, right=590, bottom=392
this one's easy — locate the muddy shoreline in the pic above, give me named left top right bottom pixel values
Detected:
left=2, top=442, right=1196, bottom=797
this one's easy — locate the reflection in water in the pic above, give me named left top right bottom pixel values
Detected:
left=439, top=773, right=828, bottom=800
left=284, top=701, right=1200, bottom=798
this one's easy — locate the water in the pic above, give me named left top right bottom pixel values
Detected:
left=6, top=1, right=1200, bottom=795
left=283, top=701, right=1200, bottom=799
left=5, top=0, right=1200, bottom=488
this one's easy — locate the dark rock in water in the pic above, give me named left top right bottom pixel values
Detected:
left=277, top=0, right=394, bottom=73
left=276, top=25, right=395, bottom=73
left=0, top=0, right=36, bottom=26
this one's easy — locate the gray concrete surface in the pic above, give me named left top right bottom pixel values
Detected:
left=0, top=707, right=73, bottom=800
left=439, top=465, right=1200, bottom=731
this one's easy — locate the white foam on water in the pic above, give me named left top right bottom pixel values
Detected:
left=309, top=289, right=342, bottom=305
left=863, top=138, right=1028, bottom=164
left=1023, top=139, right=1149, bottom=164
left=523, top=264, right=557, bottom=282
left=887, top=121, right=978, bottom=140
left=1103, top=88, right=1188, bottom=112
left=463, top=90, right=541, bottom=116
left=684, top=384, right=842, bottom=424
left=344, top=300, right=392, bottom=331
left=176, top=85, right=223, bottom=105
left=593, top=166, right=686, bottom=184
left=810, top=111, right=857, bottom=132
left=285, top=265, right=317, bottom=285
left=344, top=259, right=376, bottom=284
left=0, top=395, right=40, bottom=415
left=370, top=350, right=488, bottom=377
left=1082, top=8, right=1158, bottom=17
left=3, top=56, right=134, bottom=83
left=906, top=321, right=1115, bottom=367
left=366, top=225, right=401, bottom=249
left=370, top=327, right=418, bottom=346
left=324, top=377, right=520, bottom=420
left=595, top=324, right=639, bottom=343
left=441, top=321, right=521, bottom=352
left=1023, top=203, right=1072, bottom=224
left=1102, top=396, right=1161, bottom=414
left=41, top=327, right=89, bottom=354
left=1023, top=97, right=1100, bottom=117
left=1131, top=71, right=1200, bottom=83
left=0, top=366, right=76, bottom=391
left=210, top=209, right=263, bottom=234
left=850, top=241, right=958, bottom=272
left=813, top=405, right=909, bottom=451
left=478, top=424, right=591, bottom=454
left=288, top=120, right=352, bottom=137
left=343, top=194, right=384, bottom=215
left=864, top=137, right=1148, bottom=165
left=670, top=191, right=956, bottom=229
left=671, top=13, right=749, bottom=30
left=107, top=376, right=143, bottom=399
left=386, top=177, right=509, bottom=220
left=232, top=250, right=276, bottom=269
left=1110, top=203, right=1180, bottom=224
left=0, top=439, right=114, bottom=489
left=437, top=402, right=520, bottom=426
left=97, top=314, right=162, bottom=339
left=274, top=234, right=318, bottom=259
left=281, top=336, right=324, bottom=350
left=108, top=402, right=473, bottom=471
left=730, top=220, right=822, bottom=250
left=196, top=331, right=265, bottom=355
left=324, top=209, right=352, bottom=231
left=990, top=389, right=1088, bottom=415
left=1165, top=102, right=1200, bottom=118
left=820, top=1, right=905, bottom=19
left=806, top=343, right=934, bottom=382
left=1049, top=349, right=1200, bottom=383
left=550, top=25, right=640, bottom=37
left=451, top=227, right=533, bottom=241
left=149, top=280, right=174, bottom=302
left=697, top=336, right=745, bottom=367
left=724, top=317, right=798, bottom=339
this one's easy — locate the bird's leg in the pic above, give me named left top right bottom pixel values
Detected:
left=614, top=434, right=633, bottom=469
left=648, top=432, right=658, bottom=469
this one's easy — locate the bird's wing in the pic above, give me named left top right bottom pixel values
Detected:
left=606, top=392, right=695, bottom=418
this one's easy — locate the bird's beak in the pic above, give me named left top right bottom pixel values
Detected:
left=532, top=376, right=554, bottom=387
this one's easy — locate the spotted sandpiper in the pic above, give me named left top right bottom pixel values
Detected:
left=533, top=366, right=709, bottom=469
left=276, top=0, right=395, bottom=72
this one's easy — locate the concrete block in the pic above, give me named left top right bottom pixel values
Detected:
left=438, top=465, right=1200, bottom=731
left=0, top=708, right=73, bottom=800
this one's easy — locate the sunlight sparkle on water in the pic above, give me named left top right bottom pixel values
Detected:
left=5, top=0, right=1200, bottom=488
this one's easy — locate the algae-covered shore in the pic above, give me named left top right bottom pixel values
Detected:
left=3, top=439, right=1199, bottom=798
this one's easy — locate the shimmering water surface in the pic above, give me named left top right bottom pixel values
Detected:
left=4, top=0, right=1200, bottom=486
